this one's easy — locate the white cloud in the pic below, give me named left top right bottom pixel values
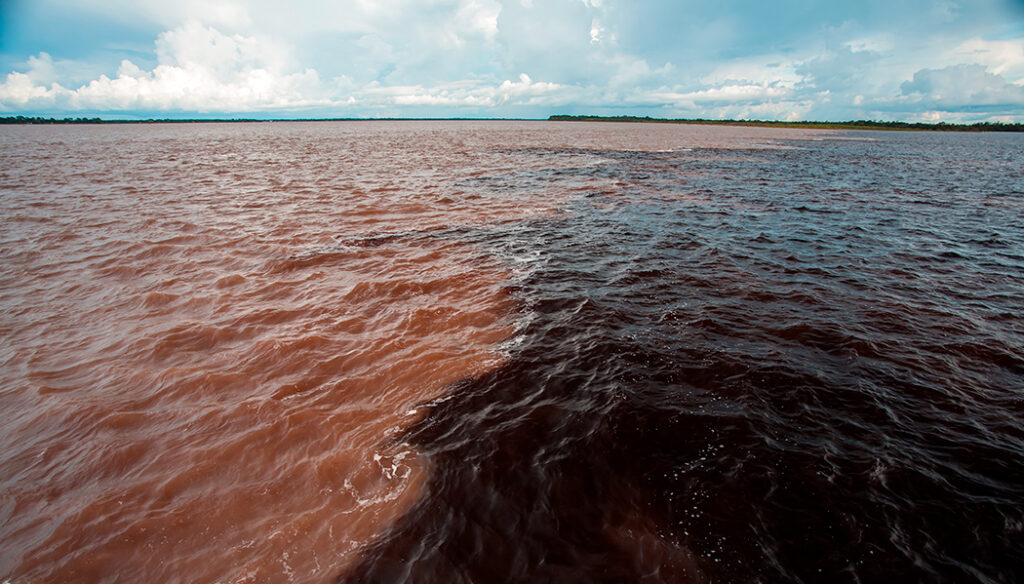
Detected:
left=0, top=23, right=324, bottom=113
left=796, top=46, right=881, bottom=92
left=183, top=0, right=251, bottom=28
left=155, top=21, right=292, bottom=74
left=589, top=18, right=606, bottom=44
left=900, top=64, right=1024, bottom=107
left=843, top=35, right=894, bottom=54
left=648, top=83, right=794, bottom=107
left=603, top=55, right=672, bottom=88
left=367, top=73, right=572, bottom=107
left=24, top=53, right=60, bottom=85
left=0, top=73, right=60, bottom=107
left=455, top=0, right=501, bottom=41
left=0, top=21, right=580, bottom=114
left=9, top=52, right=107, bottom=89
left=700, top=56, right=805, bottom=88
left=945, top=38, right=1024, bottom=81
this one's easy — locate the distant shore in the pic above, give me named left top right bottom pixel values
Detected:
left=0, top=116, right=502, bottom=125
left=2, top=114, right=1022, bottom=132
left=548, top=115, right=1024, bottom=132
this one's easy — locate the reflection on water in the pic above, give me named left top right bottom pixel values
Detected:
left=2, top=122, right=1023, bottom=583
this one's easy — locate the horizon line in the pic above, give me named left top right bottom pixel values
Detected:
left=2, top=114, right=1022, bottom=132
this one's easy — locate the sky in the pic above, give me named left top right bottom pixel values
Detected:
left=1, top=0, right=1023, bottom=121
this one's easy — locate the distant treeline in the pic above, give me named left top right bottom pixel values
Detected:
left=2, top=116, right=102, bottom=124
left=0, top=116, right=262, bottom=124
left=549, top=115, right=1024, bottom=132
left=0, top=116, right=502, bottom=124
left=4, top=115, right=1022, bottom=131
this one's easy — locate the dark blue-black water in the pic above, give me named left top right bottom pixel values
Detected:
left=341, top=131, right=1024, bottom=583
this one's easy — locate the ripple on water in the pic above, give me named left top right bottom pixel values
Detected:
left=2, top=122, right=1023, bottom=584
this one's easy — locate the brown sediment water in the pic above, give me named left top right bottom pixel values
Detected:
left=3, top=121, right=1023, bottom=583
left=0, top=121, right=588, bottom=583
left=4, top=236, right=515, bottom=583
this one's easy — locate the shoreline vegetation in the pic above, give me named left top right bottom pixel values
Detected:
left=1, top=114, right=1022, bottom=132
left=548, top=115, right=1024, bottom=132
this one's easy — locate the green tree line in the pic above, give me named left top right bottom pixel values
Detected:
left=548, top=115, right=1024, bottom=132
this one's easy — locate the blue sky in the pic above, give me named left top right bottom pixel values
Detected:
left=2, top=0, right=1023, bottom=121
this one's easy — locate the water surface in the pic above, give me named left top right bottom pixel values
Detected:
left=1, top=121, right=1022, bottom=583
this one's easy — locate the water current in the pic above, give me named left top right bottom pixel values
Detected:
left=1, top=121, right=1022, bottom=583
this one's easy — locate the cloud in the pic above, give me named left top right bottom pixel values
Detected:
left=455, top=0, right=501, bottom=41
left=2, top=0, right=1024, bottom=121
left=0, top=23, right=324, bottom=112
left=797, top=47, right=879, bottom=92
left=701, top=56, right=805, bottom=88
left=0, top=21, right=580, bottom=115
left=155, top=21, right=293, bottom=74
left=900, top=64, right=1024, bottom=108
left=648, top=83, right=793, bottom=107
left=0, top=73, right=56, bottom=107
left=945, top=38, right=1024, bottom=80
left=7, top=52, right=105, bottom=88
left=373, top=73, right=573, bottom=107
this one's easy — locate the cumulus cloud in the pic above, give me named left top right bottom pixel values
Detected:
left=0, top=22, right=325, bottom=112
left=648, top=83, right=793, bottom=107
left=362, top=73, right=573, bottom=107
left=945, top=38, right=1024, bottom=80
left=797, top=47, right=880, bottom=92
left=23, top=53, right=61, bottom=85
left=0, top=20, right=583, bottom=115
left=153, top=20, right=289, bottom=74
left=701, top=56, right=805, bottom=88
left=900, top=64, right=1024, bottom=108
left=629, top=88, right=812, bottom=121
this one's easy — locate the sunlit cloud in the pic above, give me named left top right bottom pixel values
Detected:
left=945, top=38, right=1024, bottom=81
left=0, top=23, right=324, bottom=113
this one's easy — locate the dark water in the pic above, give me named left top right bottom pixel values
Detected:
left=2, top=123, right=1023, bottom=583
left=344, top=132, right=1024, bottom=583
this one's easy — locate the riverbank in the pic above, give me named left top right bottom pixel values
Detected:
left=548, top=114, right=1024, bottom=132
